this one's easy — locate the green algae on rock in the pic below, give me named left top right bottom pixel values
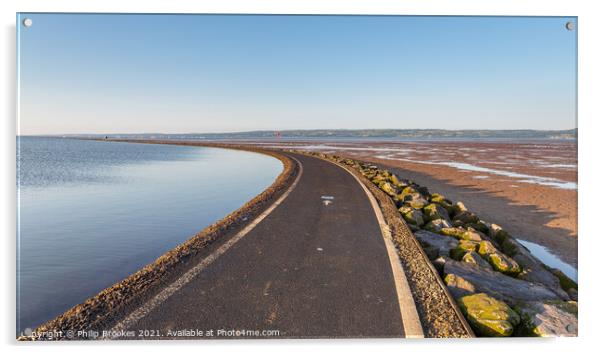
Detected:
left=478, top=241, right=522, bottom=276
left=462, top=251, right=492, bottom=270
left=458, top=293, right=520, bottom=337
left=550, top=268, right=578, bottom=293
left=440, top=227, right=482, bottom=242
left=445, top=274, right=476, bottom=298
left=403, top=209, right=425, bottom=227
left=398, top=192, right=428, bottom=209
left=450, top=240, right=480, bottom=260
left=424, top=219, right=452, bottom=233
left=429, top=193, right=454, bottom=213
left=453, top=211, right=480, bottom=225
left=323, top=153, right=577, bottom=337
left=423, top=203, right=452, bottom=223
left=514, top=300, right=578, bottom=337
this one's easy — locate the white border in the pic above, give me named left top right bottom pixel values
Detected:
left=2, top=1, right=600, bottom=353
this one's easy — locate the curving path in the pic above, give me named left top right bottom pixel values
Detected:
left=111, top=151, right=421, bottom=339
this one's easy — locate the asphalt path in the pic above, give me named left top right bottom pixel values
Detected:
left=118, top=152, right=410, bottom=338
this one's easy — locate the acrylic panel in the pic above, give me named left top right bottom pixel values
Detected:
left=16, top=13, right=578, bottom=340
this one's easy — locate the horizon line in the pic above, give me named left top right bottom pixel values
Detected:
left=17, top=127, right=578, bottom=137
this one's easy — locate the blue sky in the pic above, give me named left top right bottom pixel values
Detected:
left=18, top=14, right=577, bottom=134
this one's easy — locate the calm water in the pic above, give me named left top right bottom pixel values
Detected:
left=16, top=137, right=282, bottom=333
left=517, top=239, right=577, bottom=282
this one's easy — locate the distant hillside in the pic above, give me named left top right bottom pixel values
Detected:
left=63, top=129, right=577, bottom=140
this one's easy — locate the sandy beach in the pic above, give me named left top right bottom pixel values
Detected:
left=248, top=140, right=577, bottom=268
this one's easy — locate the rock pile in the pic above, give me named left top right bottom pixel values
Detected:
left=317, top=154, right=578, bottom=337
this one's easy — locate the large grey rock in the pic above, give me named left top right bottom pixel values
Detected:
left=449, top=239, right=479, bottom=260
left=424, top=218, right=452, bottom=233
left=453, top=211, right=480, bottom=225
left=440, top=227, right=483, bottom=241
left=423, top=203, right=452, bottom=224
left=402, top=209, right=425, bottom=227
left=445, top=273, right=476, bottom=298
left=488, top=228, right=569, bottom=298
left=458, top=293, right=520, bottom=337
left=443, top=260, right=564, bottom=305
left=414, top=230, right=458, bottom=259
left=514, top=301, right=578, bottom=337
left=400, top=192, right=429, bottom=209
left=478, top=241, right=522, bottom=276
left=513, top=248, right=568, bottom=298
left=380, top=182, right=398, bottom=197
left=388, top=174, right=402, bottom=187
left=462, top=251, right=493, bottom=270
left=429, top=193, right=454, bottom=213
left=452, top=201, right=468, bottom=214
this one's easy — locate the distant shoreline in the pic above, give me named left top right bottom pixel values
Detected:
left=17, top=128, right=577, bottom=141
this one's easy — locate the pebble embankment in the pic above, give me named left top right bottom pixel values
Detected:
left=304, top=152, right=577, bottom=338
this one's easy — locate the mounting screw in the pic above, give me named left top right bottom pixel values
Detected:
left=565, top=21, right=574, bottom=31
left=23, top=18, right=33, bottom=28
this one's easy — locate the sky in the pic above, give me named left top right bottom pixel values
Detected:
left=17, top=14, right=577, bottom=135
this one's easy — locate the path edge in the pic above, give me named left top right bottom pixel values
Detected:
left=23, top=142, right=300, bottom=340
left=303, top=151, right=475, bottom=338
left=322, top=157, right=425, bottom=338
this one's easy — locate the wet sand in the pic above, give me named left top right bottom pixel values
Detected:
left=242, top=140, right=577, bottom=267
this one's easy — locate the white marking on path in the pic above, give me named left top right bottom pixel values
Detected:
left=107, top=157, right=304, bottom=337
left=321, top=158, right=425, bottom=338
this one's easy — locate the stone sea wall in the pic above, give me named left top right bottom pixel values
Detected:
left=310, top=152, right=578, bottom=338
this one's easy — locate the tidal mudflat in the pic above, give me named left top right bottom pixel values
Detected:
left=16, top=137, right=282, bottom=333
left=247, top=139, right=577, bottom=271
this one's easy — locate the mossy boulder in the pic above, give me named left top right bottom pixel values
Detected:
left=388, top=174, right=400, bottom=185
left=424, top=219, right=452, bottom=233
left=440, top=227, right=482, bottom=241
left=477, top=241, right=498, bottom=256
left=462, top=251, right=493, bottom=270
left=453, top=211, right=480, bottom=225
left=444, top=273, right=476, bottom=298
left=440, top=227, right=466, bottom=239
left=400, top=186, right=417, bottom=195
left=371, top=174, right=386, bottom=185
left=402, top=209, right=425, bottom=227
left=550, top=268, right=578, bottom=292
left=452, top=201, right=469, bottom=215
left=444, top=260, right=562, bottom=304
left=489, top=224, right=511, bottom=245
left=488, top=253, right=522, bottom=277
left=414, top=230, right=459, bottom=259
left=397, top=192, right=428, bottom=209
left=380, top=182, right=398, bottom=197
left=388, top=174, right=406, bottom=188
left=415, top=185, right=430, bottom=197
left=423, top=203, right=452, bottom=223
left=363, top=171, right=376, bottom=180
left=430, top=193, right=451, bottom=204
left=430, top=193, right=454, bottom=213
left=466, top=221, right=490, bottom=234
left=398, top=205, right=413, bottom=215
left=478, top=241, right=522, bottom=276
left=464, top=228, right=485, bottom=241
left=458, top=293, right=520, bottom=337
left=500, top=237, right=520, bottom=257
left=514, top=300, right=578, bottom=337
left=450, top=240, right=479, bottom=260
